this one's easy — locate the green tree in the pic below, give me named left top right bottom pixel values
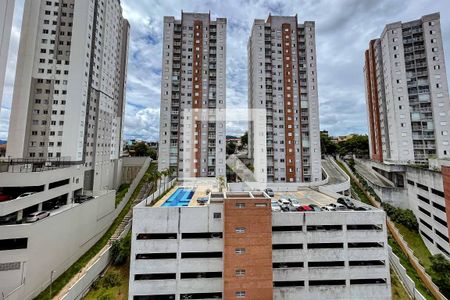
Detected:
left=240, top=131, right=248, bottom=147
left=133, top=142, right=150, bottom=156
left=226, top=141, right=237, bottom=155
left=320, top=132, right=337, bottom=155
left=148, top=148, right=157, bottom=160
left=429, top=254, right=450, bottom=296
left=337, top=134, right=369, bottom=157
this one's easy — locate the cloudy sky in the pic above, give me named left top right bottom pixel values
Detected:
left=1, top=0, right=450, bottom=141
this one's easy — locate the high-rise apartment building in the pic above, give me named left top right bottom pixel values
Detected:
left=365, top=13, right=450, bottom=164
left=248, top=15, right=321, bottom=183
left=158, top=12, right=226, bottom=179
left=0, top=0, right=15, bottom=110
left=6, top=0, right=129, bottom=192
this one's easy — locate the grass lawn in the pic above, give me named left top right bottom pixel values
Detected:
left=391, top=267, right=412, bottom=300
left=389, top=237, right=435, bottom=300
left=115, top=183, right=130, bottom=206
left=395, top=223, right=432, bottom=270
left=34, top=162, right=156, bottom=300
left=83, top=261, right=129, bottom=300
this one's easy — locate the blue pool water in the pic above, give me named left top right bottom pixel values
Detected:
left=161, top=188, right=194, bottom=207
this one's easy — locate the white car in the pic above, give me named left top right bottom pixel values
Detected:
left=289, top=198, right=301, bottom=209
left=26, top=211, right=50, bottom=223
left=16, top=192, right=34, bottom=199
left=329, top=203, right=348, bottom=211
left=277, top=196, right=290, bottom=206
left=322, top=205, right=336, bottom=211
left=271, top=201, right=282, bottom=212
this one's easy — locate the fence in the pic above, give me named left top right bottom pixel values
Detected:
left=389, top=245, right=426, bottom=300
left=142, top=178, right=177, bottom=206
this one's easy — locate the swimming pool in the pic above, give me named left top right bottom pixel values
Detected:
left=161, top=188, right=194, bottom=207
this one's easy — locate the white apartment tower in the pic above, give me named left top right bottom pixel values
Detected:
left=158, top=12, right=227, bottom=179
left=365, top=13, right=450, bottom=164
left=6, top=0, right=129, bottom=192
left=248, top=15, right=321, bottom=183
left=0, top=0, right=15, bottom=110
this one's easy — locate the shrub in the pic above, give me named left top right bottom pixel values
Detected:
left=382, top=202, right=418, bottom=232
left=111, top=234, right=131, bottom=266
left=430, top=254, right=450, bottom=297
left=97, top=294, right=112, bottom=300
left=102, top=273, right=120, bottom=289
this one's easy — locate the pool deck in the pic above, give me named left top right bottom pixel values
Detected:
left=152, top=185, right=211, bottom=207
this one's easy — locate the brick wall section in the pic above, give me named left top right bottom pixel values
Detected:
left=440, top=166, right=450, bottom=242
left=223, top=197, right=273, bottom=299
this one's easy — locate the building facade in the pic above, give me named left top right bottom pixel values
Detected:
left=0, top=0, right=15, bottom=110
left=364, top=13, right=450, bottom=164
left=158, top=12, right=227, bottom=179
left=6, top=0, right=129, bottom=193
left=129, top=191, right=391, bottom=300
left=248, top=15, right=321, bottom=183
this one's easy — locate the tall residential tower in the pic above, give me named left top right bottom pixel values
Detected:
left=365, top=13, right=450, bottom=164
left=0, top=0, right=15, bottom=110
left=248, top=15, right=321, bottom=183
left=6, top=0, right=129, bottom=192
left=158, top=12, right=227, bottom=179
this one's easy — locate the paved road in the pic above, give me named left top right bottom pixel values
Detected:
left=354, top=160, right=395, bottom=188
left=322, top=157, right=347, bottom=185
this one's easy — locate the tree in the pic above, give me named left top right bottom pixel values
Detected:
left=320, top=132, right=337, bottom=155
left=337, top=134, right=369, bottom=157
left=226, top=141, right=237, bottom=155
left=217, top=176, right=226, bottom=192
left=148, top=148, right=157, bottom=160
left=240, top=131, right=248, bottom=147
left=133, top=142, right=151, bottom=157
left=430, top=254, right=450, bottom=296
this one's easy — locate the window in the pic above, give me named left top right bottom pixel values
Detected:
left=431, top=188, right=444, bottom=198
left=416, top=183, right=429, bottom=191
left=137, top=233, right=177, bottom=240
left=235, top=291, right=246, bottom=298
left=236, top=203, right=245, bottom=208
left=134, top=273, right=176, bottom=280
left=0, top=238, right=28, bottom=251
left=235, top=269, right=246, bottom=276
left=235, top=227, right=246, bottom=233
left=181, top=252, right=222, bottom=258
left=213, top=212, right=221, bottom=219
left=235, top=248, right=246, bottom=254
left=136, top=253, right=176, bottom=259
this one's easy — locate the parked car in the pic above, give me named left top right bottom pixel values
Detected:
left=197, top=197, right=208, bottom=205
left=278, top=197, right=291, bottom=212
left=264, top=188, right=275, bottom=197
left=16, top=192, right=35, bottom=199
left=329, top=203, right=348, bottom=211
left=74, top=195, right=89, bottom=203
left=337, top=197, right=355, bottom=209
left=297, top=205, right=313, bottom=212
left=0, top=193, right=11, bottom=202
left=322, top=205, right=336, bottom=211
left=0, top=213, right=16, bottom=224
left=271, top=200, right=282, bottom=212
left=26, top=211, right=50, bottom=223
left=354, top=206, right=369, bottom=211
left=308, top=204, right=322, bottom=212
left=288, top=198, right=301, bottom=209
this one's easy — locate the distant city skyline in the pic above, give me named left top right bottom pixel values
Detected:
left=1, top=0, right=450, bottom=142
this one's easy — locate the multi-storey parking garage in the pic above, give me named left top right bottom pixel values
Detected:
left=129, top=189, right=391, bottom=300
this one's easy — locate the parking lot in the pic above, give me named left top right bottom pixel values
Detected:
left=273, top=189, right=338, bottom=207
